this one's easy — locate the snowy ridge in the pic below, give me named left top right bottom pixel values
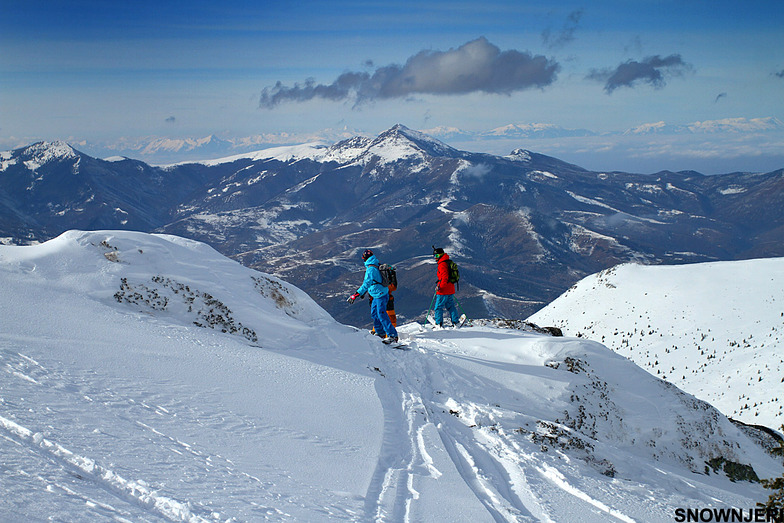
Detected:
left=347, top=124, right=460, bottom=168
left=505, top=148, right=533, bottom=162
left=0, top=141, right=78, bottom=172
left=167, top=125, right=456, bottom=169
left=485, top=123, right=595, bottom=139
left=0, top=231, right=781, bottom=521
left=320, top=136, right=374, bottom=164
left=624, top=117, right=784, bottom=136
left=528, top=258, right=784, bottom=430
left=173, top=142, right=330, bottom=167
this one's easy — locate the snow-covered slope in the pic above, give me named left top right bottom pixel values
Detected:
left=528, top=258, right=784, bottom=430
left=172, top=142, right=330, bottom=167
left=180, top=124, right=459, bottom=169
left=0, top=232, right=780, bottom=522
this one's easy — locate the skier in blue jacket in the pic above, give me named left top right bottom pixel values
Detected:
left=347, top=249, right=399, bottom=344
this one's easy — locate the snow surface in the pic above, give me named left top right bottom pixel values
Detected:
left=529, top=259, right=784, bottom=430
left=1, top=231, right=781, bottom=522
left=168, top=143, right=330, bottom=168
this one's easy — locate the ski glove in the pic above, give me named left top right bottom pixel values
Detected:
left=347, top=292, right=361, bottom=304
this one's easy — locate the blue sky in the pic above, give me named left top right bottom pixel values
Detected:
left=1, top=0, right=783, bottom=173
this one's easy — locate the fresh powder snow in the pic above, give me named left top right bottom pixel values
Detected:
left=529, top=259, right=784, bottom=430
left=0, top=231, right=781, bottom=522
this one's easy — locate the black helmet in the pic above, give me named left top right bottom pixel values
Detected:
left=362, top=249, right=373, bottom=261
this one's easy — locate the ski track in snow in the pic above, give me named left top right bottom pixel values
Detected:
left=2, top=325, right=774, bottom=523
left=359, top=325, right=773, bottom=523
left=363, top=332, right=643, bottom=523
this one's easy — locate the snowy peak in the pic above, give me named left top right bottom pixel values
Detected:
left=1, top=141, right=80, bottom=172
left=505, top=148, right=533, bottom=162
left=624, top=121, right=691, bottom=135
left=624, top=117, right=784, bottom=136
left=6, top=230, right=331, bottom=340
left=190, top=125, right=460, bottom=168
left=314, top=124, right=461, bottom=168
left=688, top=116, right=784, bottom=133
left=139, top=135, right=232, bottom=156
left=24, top=140, right=79, bottom=161
left=364, top=124, right=460, bottom=161
left=486, top=123, right=595, bottom=139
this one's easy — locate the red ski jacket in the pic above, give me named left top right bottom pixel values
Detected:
left=436, top=254, right=456, bottom=295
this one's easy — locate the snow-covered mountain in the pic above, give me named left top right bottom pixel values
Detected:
left=158, top=124, right=784, bottom=326
left=528, top=258, right=784, bottom=430
left=0, top=140, right=217, bottom=241
left=1, top=230, right=781, bottom=521
left=483, top=123, right=596, bottom=139
left=2, top=127, right=784, bottom=329
left=85, top=128, right=365, bottom=165
left=624, top=117, right=784, bottom=136
left=33, top=116, right=782, bottom=166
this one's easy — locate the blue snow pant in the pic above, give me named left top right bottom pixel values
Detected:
left=434, top=294, right=460, bottom=326
left=371, top=294, right=398, bottom=338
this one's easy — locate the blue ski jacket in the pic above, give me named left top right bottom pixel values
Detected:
left=356, top=254, right=390, bottom=299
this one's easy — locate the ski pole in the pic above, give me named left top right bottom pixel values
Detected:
left=454, top=297, right=468, bottom=317
left=427, top=291, right=437, bottom=317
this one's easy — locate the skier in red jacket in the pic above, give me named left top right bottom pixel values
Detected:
left=433, top=247, right=462, bottom=327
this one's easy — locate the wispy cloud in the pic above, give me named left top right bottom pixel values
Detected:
left=259, top=37, right=560, bottom=108
left=541, top=9, right=584, bottom=50
left=587, top=54, right=693, bottom=94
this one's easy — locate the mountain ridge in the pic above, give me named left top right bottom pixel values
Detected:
left=528, top=257, right=784, bottom=429
left=2, top=127, right=783, bottom=327
left=21, top=116, right=780, bottom=166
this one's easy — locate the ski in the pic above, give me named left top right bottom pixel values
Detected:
left=380, top=337, right=408, bottom=349
left=456, top=314, right=467, bottom=328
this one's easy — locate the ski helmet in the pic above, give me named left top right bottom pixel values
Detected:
left=362, top=249, right=373, bottom=261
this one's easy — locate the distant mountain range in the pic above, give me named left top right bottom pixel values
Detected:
left=22, top=116, right=781, bottom=166
left=3, top=124, right=783, bottom=326
left=623, top=117, right=784, bottom=136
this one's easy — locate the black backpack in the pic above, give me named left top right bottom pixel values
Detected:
left=373, top=263, right=398, bottom=289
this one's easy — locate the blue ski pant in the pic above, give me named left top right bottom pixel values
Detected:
left=371, top=294, right=398, bottom=338
left=434, top=294, right=460, bottom=325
